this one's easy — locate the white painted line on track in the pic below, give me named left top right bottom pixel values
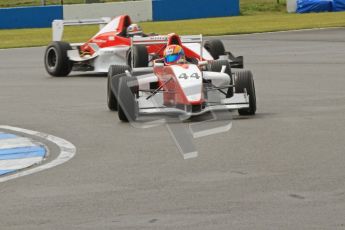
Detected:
left=0, top=137, right=37, bottom=149
left=0, top=125, right=76, bottom=183
left=0, top=157, right=43, bottom=170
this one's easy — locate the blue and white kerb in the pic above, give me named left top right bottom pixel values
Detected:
left=0, top=132, right=46, bottom=176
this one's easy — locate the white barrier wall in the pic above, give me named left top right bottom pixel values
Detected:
left=63, top=0, right=152, bottom=22
left=287, top=0, right=297, bottom=12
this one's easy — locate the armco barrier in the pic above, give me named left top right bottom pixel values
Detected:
left=0, top=6, right=63, bottom=29
left=63, top=1, right=153, bottom=22
left=152, top=0, right=240, bottom=21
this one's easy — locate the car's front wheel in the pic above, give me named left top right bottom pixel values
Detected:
left=234, top=70, right=256, bottom=116
left=107, top=65, right=131, bottom=111
left=117, top=76, right=138, bottom=122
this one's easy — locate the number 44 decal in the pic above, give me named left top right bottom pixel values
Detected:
left=178, top=73, right=201, bottom=79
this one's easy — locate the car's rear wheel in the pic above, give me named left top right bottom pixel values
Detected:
left=117, top=77, right=138, bottom=122
left=107, top=65, right=131, bottom=111
left=207, top=60, right=233, bottom=97
left=204, top=39, right=226, bottom=60
left=44, top=41, right=73, bottom=77
left=234, top=70, right=256, bottom=116
left=127, top=45, right=149, bottom=68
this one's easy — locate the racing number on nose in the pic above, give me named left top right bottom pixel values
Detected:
left=179, top=73, right=201, bottom=79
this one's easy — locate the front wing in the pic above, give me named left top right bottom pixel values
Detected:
left=138, top=93, right=249, bottom=116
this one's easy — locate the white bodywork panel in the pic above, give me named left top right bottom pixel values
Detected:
left=136, top=73, right=158, bottom=90
left=138, top=94, right=164, bottom=111
left=203, top=71, right=231, bottom=103
left=93, top=17, right=120, bottom=38
left=93, top=46, right=128, bottom=72
left=170, top=65, right=203, bottom=102
left=203, top=71, right=230, bottom=87
left=136, top=73, right=163, bottom=110
left=67, top=45, right=129, bottom=73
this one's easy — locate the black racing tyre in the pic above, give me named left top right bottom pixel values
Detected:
left=44, top=41, right=73, bottom=77
left=107, top=65, right=131, bottom=111
left=207, top=60, right=233, bottom=97
left=127, top=45, right=149, bottom=68
left=117, top=77, right=138, bottom=122
left=204, top=39, right=226, bottom=60
left=234, top=70, right=256, bottom=116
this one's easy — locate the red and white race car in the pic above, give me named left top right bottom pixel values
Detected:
left=108, top=34, right=256, bottom=122
left=44, top=15, right=243, bottom=77
left=44, top=15, right=144, bottom=76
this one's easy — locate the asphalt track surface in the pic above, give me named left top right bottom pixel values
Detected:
left=0, top=28, right=345, bottom=229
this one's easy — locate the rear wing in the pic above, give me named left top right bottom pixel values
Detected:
left=52, top=17, right=111, bottom=41
left=131, top=35, right=203, bottom=46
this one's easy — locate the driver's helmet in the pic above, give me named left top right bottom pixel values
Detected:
left=126, top=24, right=143, bottom=37
left=163, top=45, right=185, bottom=65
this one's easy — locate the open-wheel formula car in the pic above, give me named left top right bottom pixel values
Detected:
left=107, top=34, right=256, bottom=122
left=44, top=15, right=155, bottom=77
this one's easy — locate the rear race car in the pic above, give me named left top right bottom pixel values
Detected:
left=107, top=34, right=256, bottom=122
left=44, top=15, right=153, bottom=77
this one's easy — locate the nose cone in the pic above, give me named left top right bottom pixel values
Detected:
left=171, top=65, right=203, bottom=104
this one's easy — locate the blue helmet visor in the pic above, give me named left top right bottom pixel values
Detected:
left=165, top=54, right=181, bottom=64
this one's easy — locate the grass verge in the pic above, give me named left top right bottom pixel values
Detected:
left=1, top=11, right=345, bottom=49
left=240, top=0, right=287, bottom=15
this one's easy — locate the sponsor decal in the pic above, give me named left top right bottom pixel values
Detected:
left=92, top=39, right=107, bottom=43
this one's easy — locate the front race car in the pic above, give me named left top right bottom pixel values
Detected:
left=107, top=34, right=256, bottom=122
